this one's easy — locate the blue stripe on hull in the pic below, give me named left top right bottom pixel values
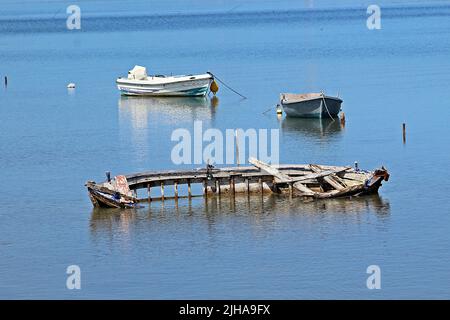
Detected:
left=119, top=86, right=209, bottom=97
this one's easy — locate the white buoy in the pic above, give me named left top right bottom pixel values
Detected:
left=67, top=83, right=76, bottom=89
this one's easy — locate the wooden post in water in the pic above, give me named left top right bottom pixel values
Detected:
left=174, top=181, right=178, bottom=199
left=215, top=179, right=220, bottom=195
left=259, top=178, right=263, bottom=194
left=340, top=112, right=345, bottom=127
left=203, top=179, right=207, bottom=198
left=147, top=184, right=151, bottom=202
left=232, top=176, right=236, bottom=196
left=245, top=178, right=250, bottom=194
left=4, top=76, right=7, bottom=87
left=161, top=182, right=165, bottom=201
left=289, top=182, right=293, bottom=197
left=402, top=123, right=406, bottom=144
left=187, top=179, right=191, bottom=198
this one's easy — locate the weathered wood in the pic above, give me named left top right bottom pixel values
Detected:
left=249, top=157, right=292, bottom=183
left=232, top=176, right=236, bottom=195
left=292, top=181, right=316, bottom=196
left=250, top=157, right=316, bottom=196
left=310, top=164, right=345, bottom=190
left=87, top=161, right=388, bottom=207
left=174, top=181, right=178, bottom=199
left=403, top=123, right=406, bottom=144
left=187, top=179, right=191, bottom=198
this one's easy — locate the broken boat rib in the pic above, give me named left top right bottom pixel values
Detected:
left=85, top=159, right=389, bottom=208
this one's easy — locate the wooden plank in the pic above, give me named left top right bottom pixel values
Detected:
left=249, top=157, right=292, bottom=183
left=310, top=164, right=345, bottom=190
left=292, top=181, right=316, bottom=196
left=249, top=157, right=316, bottom=196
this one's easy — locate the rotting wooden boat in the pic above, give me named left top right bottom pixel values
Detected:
left=280, top=92, right=342, bottom=118
left=116, top=65, right=217, bottom=97
left=86, top=175, right=138, bottom=209
left=85, top=159, right=389, bottom=208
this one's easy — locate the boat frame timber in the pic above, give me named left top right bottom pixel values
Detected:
left=86, top=159, right=389, bottom=208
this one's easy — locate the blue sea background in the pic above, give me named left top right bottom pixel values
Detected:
left=0, top=0, right=449, bottom=298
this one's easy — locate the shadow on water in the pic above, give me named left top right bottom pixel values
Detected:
left=118, top=95, right=217, bottom=125
left=281, top=117, right=343, bottom=139
left=89, top=193, right=390, bottom=236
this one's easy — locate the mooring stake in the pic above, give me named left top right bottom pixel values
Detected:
left=402, top=123, right=406, bottom=144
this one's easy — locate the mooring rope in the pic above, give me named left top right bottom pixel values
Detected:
left=210, top=73, right=247, bottom=99
left=262, top=105, right=277, bottom=114
left=321, top=92, right=335, bottom=121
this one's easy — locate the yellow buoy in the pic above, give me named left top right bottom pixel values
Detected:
left=276, top=107, right=282, bottom=115
left=210, top=80, right=219, bottom=95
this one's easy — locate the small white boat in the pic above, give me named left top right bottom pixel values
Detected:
left=280, top=92, right=343, bottom=118
left=116, top=65, right=216, bottom=97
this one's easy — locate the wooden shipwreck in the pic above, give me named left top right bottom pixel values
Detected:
left=85, top=158, right=389, bottom=208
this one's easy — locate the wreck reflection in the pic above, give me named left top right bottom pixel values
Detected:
left=89, top=194, right=390, bottom=239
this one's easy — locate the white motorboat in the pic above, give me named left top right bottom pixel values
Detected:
left=116, top=65, right=217, bottom=97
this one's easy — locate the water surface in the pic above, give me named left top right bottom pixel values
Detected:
left=0, top=0, right=449, bottom=299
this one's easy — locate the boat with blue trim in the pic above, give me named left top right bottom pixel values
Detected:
left=116, top=65, right=217, bottom=97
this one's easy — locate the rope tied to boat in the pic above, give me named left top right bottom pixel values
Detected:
left=208, top=72, right=247, bottom=99
left=320, top=91, right=335, bottom=121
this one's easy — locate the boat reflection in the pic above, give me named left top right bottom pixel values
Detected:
left=118, top=95, right=215, bottom=125
left=89, top=194, right=390, bottom=238
left=281, top=117, right=342, bottom=138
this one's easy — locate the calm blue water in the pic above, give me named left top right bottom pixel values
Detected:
left=1, top=0, right=450, bottom=299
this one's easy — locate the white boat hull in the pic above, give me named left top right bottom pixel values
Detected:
left=116, top=74, right=213, bottom=97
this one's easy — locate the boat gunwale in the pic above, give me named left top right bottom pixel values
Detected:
left=281, top=94, right=343, bottom=105
left=116, top=73, right=213, bottom=86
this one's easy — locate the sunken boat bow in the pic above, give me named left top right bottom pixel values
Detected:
left=86, top=176, right=138, bottom=209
